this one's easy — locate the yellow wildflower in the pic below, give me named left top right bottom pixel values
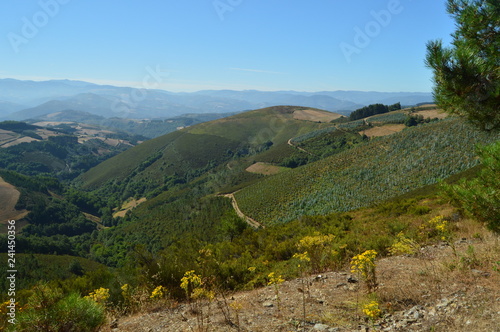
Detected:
left=150, top=285, right=167, bottom=299
left=363, top=301, right=381, bottom=321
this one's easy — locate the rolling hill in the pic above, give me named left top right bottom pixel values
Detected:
left=29, top=109, right=239, bottom=139
left=79, top=106, right=342, bottom=192
left=234, top=118, right=500, bottom=225
left=72, top=105, right=498, bottom=258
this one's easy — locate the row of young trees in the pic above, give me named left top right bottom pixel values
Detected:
left=349, top=102, right=401, bottom=121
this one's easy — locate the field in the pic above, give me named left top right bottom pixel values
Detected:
left=292, top=109, right=344, bottom=122
left=113, top=197, right=147, bottom=218
left=360, top=124, right=406, bottom=137
left=245, top=162, right=288, bottom=175
left=414, top=108, right=449, bottom=119
left=0, top=176, right=28, bottom=232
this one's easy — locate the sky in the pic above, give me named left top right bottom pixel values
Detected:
left=0, top=0, right=456, bottom=92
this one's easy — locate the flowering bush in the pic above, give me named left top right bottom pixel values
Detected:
left=297, top=233, right=336, bottom=272
left=268, top=272, right=285, bottom=314
left=351, top=250, right=378, bottom=292
left=421, top=215, right=451, bottom=241
left=363, top=300, right=381, bottom=322
left=180, top=270, right=214, bottom=301
left=150, top=285, right=168, bottom=300
left=388, top=232, right=418, bottom=256
left=84, top=287, right=110, bottom=306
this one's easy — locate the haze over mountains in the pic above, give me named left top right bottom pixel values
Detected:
left=0, top=79, right=433, bottom=121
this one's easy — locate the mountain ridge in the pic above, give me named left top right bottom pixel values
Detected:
left=0, top=78, right=433, bottom=120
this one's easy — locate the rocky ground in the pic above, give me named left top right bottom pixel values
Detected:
left=103, top=235, right=500, bottom=332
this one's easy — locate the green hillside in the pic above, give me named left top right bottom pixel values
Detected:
left=79, top=106, right=339, bottom=195
left=235, top=118, right=500, bottom=224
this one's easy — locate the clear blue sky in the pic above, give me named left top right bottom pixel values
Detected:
left=0, top=0, right=455, bottom=92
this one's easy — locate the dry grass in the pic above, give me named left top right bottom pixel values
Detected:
left=245, top=162, right=287, bottom=176
left=413, top=109, right=448, bottom=120
left=293, top=109, right=344, bottom=122
left=0, top=176, right=29, bottom=230
left=107, top=212, right=500, bottom=331
left=113, top=197, right=147, bottom=218
left=360, top=124, right=406, bottom=138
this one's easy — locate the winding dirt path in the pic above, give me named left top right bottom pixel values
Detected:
left=287, top=138, right=313, bottom=155
left=223, top=192, right=264, bottom=229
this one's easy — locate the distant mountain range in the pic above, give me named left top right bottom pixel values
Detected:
left=0, top=78, right=433, bottom=120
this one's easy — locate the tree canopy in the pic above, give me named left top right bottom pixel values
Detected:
left=425, top=0, right=500, bottom=131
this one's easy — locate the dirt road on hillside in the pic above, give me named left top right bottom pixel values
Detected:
left=223, top=193, right=263, bottom=229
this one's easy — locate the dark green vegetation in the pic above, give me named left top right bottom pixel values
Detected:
left=349, top=102, right=401, bottom=121
left=426, top=0, right=500, bottom=130
left=0, top=103, right=498, bottom=330
left=0, top=169, right=104, bottom=256
left=235, top=118, right=500, bottom=225
left=0, top=120, right=141, bottom=179
left=444, top=141, right=500, bottom=232
left=79, top=106, right=337, bottom=197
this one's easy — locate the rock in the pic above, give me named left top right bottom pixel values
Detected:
left=263, top=301, right=274, bottom=308
left=406, top=305, right=425, bottom=320
left=313, top=323, right=330, bottom=331
left=437, top=298, right=452, bottom=308
left=314, top=275, right=327, bottom=282
left=471, top=269, right=491, bottom=277
left=347, top=276, right=358, bottom=283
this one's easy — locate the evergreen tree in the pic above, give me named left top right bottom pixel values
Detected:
left=425, top=0, right=500, bottom=131
left=444, top=141, right=500, bottom=232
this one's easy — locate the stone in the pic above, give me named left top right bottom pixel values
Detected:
left=263, top=301, right=274, bottom=308
left=347, top=275, right=358, bottom=283
left=471, top=269, right=491, bottom=277
left=313, top=323, right=330, bottom=331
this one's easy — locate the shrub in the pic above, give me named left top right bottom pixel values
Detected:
left=351, top=250, right=378, bottom=293
left=10, top=284, right=105, bottom=332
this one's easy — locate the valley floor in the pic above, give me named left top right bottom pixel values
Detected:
left=104, top=232, right=500, bottom=332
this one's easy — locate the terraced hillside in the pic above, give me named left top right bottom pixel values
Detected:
left=235, top=118, right=500, bottom=224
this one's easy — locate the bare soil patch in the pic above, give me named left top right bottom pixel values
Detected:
left=246, top=162, right=286, bottom=176
left=113, top=198, right=147, bottom=218
left=0, top=177, right=29, bottom=228
left=1, top=136, right=40, bottom=148
left=32, top=121, right=73, bottom=127
left=35, top=128, right=64, bottom=139
left=413, top=109, right=448, bottom=120
left=293, top=109, right=344, bottom=122
left=360, top=124, right=406, bottom=138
